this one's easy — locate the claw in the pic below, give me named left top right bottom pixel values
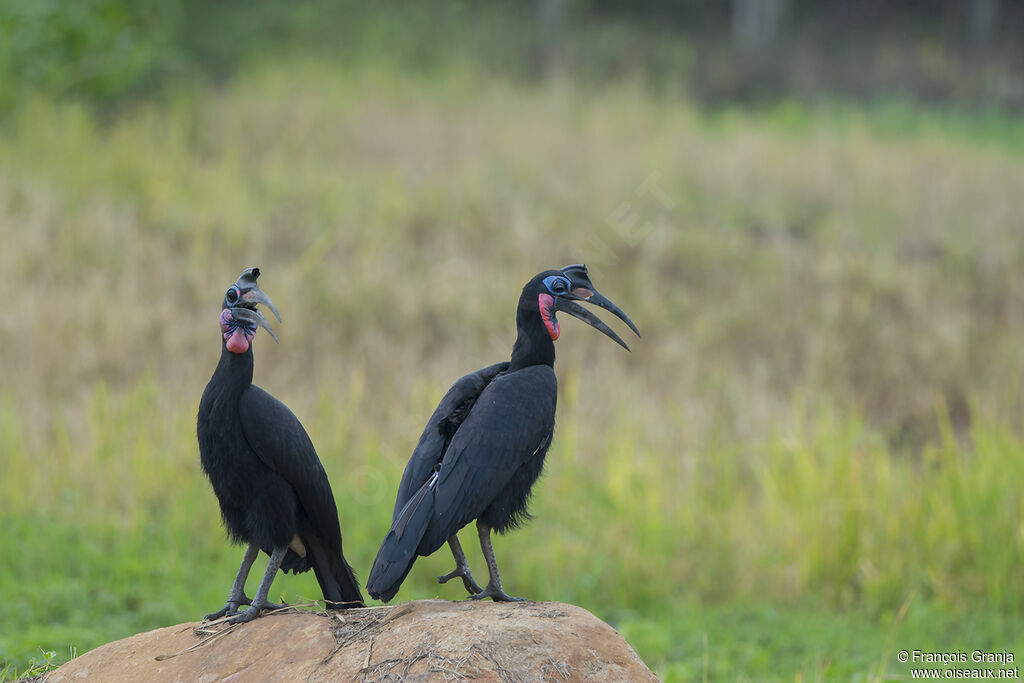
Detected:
left=228, top=608, right=261, bottom=624
left=438, top=566, right=483, bottom=596
left=204, top=607, right=232, bottom=621
left=468, top=584, right=526, bottom=602
left=205, top=595, right=254, bottom=621
left=226, top=599, right=287, bottom=624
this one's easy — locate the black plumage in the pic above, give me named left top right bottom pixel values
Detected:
left=197, top=267, right=363, bottom=623
left=367, top=264, right=638, bottom=603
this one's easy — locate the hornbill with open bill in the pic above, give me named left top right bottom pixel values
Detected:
left=197, top=267, right=363, bottom=623
left=366, top=264, right=639, bottom=602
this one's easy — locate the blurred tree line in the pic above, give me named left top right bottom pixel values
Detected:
left=584, top=0, right=1010, bottom=50
left=1, top=0, right=1022, bottom=111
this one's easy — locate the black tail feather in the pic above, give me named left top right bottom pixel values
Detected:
left=366, top=472, right=437, bottom=602
left=279, top=547, right=310, bottom=574
left=305, top=533, right=364, bottom=608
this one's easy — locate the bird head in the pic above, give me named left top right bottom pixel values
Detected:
left=526, top=264, right=639, bottom=350
left=219, top=267, right=282, bottom=354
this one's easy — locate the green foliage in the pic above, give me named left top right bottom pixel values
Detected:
left=2, top=63, right=1024, bottom=679
left=0, top=0, right=529, bottom=109
left=0, top=0, right=180, bottom=108
left=0, top=647, right=57, bottom=681
left=2, top=380, right=1023, bottom=680
left=4, top=1, right=1022, bottom=114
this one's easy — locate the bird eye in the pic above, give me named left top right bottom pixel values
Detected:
left=225, top=287, right=239, bottom=304
left=542, top=274, right=572, bottom=295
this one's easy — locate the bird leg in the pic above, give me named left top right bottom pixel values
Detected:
left=228, top=545, right=289, bottom=624
left=205, top=543, right=260, bottom=620
left=437, top=535, right=483, bottom=595
left=469, top=521, right=525, bottom=602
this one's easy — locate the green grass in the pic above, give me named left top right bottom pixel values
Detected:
left=2, top=60, right=1024, bottom=680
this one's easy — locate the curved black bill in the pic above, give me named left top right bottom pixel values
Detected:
left=554, top=299, right=631, bottom=351
left=557, top=263, right=640, bottom=344
left=230, top=306, right=280, bottom=343
left=234, top=268, right=282, bottom=323
left=241, top=287, right=281, bottom=324
left=230, top=267, right=282, bottom=342
left=582, top=291, right=640, bottom=339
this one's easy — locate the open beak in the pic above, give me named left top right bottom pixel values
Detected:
left=239, top=286, right=281, bottom=325
left=554, top=298, right=633, bottom=350
left=231, top=267, right=282, bottom=342
left=230, top=306, right=280, bottom=343
left=555, top=263, right=640, bottom=351
left=572, top=290, right=640, bottom=338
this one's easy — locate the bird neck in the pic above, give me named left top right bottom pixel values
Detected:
left=211, top=342, right=255, bottom=391
left=509, top=308, right=556, bottom=372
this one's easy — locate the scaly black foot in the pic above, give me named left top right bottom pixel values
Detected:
left=207, top=544, right=262, bottom=621
left=224, top=545, right=288, bottom=623
left=468, top=583, right=526, bottom=602
left=438, top=566, right=484, bottom=595
left=206, top=596, right=287, bottom=621
left=471, top=522, right=525, bottom=603
left=205, top=595, right=252, bottom=621
left=226, top=599, right=287, bottom=624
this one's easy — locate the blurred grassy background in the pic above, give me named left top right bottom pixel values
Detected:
left=2, top=2, right=1024, bottom=681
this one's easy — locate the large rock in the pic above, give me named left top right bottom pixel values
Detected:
left=46, top=600, right=658, bottom=681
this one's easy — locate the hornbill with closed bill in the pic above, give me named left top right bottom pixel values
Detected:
left=197, top=267, right=363, bottom=623
left=366, top=264, right=638, bottom=603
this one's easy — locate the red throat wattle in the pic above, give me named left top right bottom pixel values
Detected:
left=226, top=328, right=250, bottom=354
left=220, top=309, right=254, bottom=354
left=538, top=293, right=559, bottom=340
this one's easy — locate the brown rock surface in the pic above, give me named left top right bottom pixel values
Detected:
left=46, top=600, right=658, bottom=681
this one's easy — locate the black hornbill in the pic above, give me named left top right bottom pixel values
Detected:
left=366, top=264, right=638, bottom=603
left=197, top=267, right=363, bottom=623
